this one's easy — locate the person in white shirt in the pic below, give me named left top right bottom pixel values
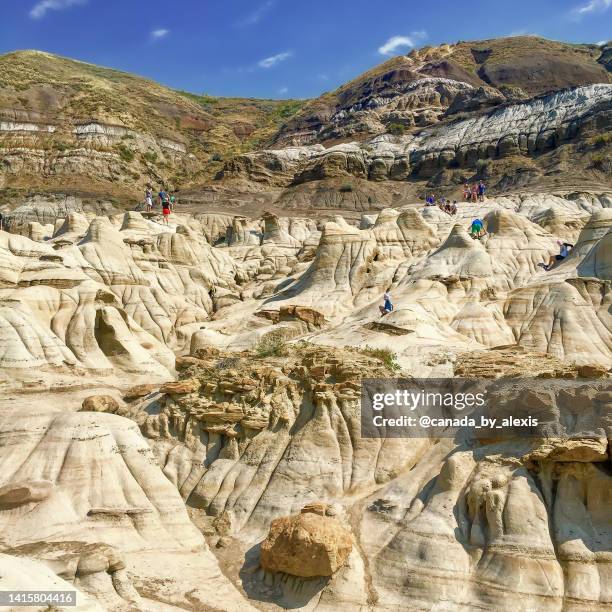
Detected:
left=540, top=241, right=574, bottom=271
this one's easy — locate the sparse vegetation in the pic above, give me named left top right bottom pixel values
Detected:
left=339, top=183, right=354, bottom=193
left=211, top=152, right=223, bottom=162
left=142, top=151, right=158, bottom=164
left=272, top=100, right=304, bottom=120
left=386, top=122, right=406, bottom=136
left=591, top=133, right=612, bottom=148
left=177, top=90, right=220, bottom=108
left=116, top=144, right=134, bottom=163
left=361, top=346, right=401, bottom=371
left=254, top=332, right=289, bottom=358
left=590, top=152, right=609, bottom=171
left=52, top=141, right=70, bottom=152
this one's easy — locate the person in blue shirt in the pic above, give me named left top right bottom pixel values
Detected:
left=379, top=293, right=393, bottom=316
left=478, top=180, right=486, bottom=202
left=158, top=189, right=168, bottom=208
left=469, top=218, right=486, bottom=239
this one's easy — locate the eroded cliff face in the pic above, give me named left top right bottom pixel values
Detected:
left=0, top=50, right=305, bottom=199
left=272, top=37, right=611, bottom=147
left=112, top=344, right=610, bottom=611
left=0, top=191, right=610, bottom=610
left=221, top=84, right=612, bottom=188
left=0, top=192, right=610, bottom=386
left=1, top=39, right=609, bottom=206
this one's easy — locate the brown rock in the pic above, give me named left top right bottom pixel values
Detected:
left=301, top=502, right=328, bottom=516
left=123, top=383, right=159, bottom=400
left=279, top=305, right=326, bottom=329
left=577, top=364, right=609, bottom=378
left=175, top=355, right=209, bottom=370
left=160, top=378, right=201, bottom=395
left=81, top=395, right=120, bottom=413
left=260, top=511, right=352, bottom=578
left=525, top=438, right=608, bottom=463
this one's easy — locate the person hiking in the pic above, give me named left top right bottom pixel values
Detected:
left=463, top=183, right=471, bottom=201
left=426, top=194, right=435, bottom=206
left=539, top=241, right=574, bottom=271
left=145, top=187, right=153, bottom=212
left=471, top=183, right=478, bottom=203
left=478, top=180, right=486, bottom=202
left=379, top=293, right=393, bottom=316
left=162, top=198, right=171, bottom=226
left=158, top=188, right=168, bottom=208
left=169, top=193, right=176, bottom=211
left=469, top=218, right=486, bottom=239
left=450, top=200, right=458, bottom=215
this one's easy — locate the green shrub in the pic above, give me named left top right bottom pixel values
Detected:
left=254, top=332, right=289, bottom=358
left=53, top=141, right=70, bottom=152
left=387, top=122, right=406, bottom=136
left=211, top=152, right=223, bottom=162
left=591, top=153, right=609, bottom=171
left=116, top=144, right=134, bottom=163
left=142, top=151, right=158, bottom=164
left=339, top=183, right=353, bottom=193
left=272, top=100, right=304, bottom=119
left=592, top=133, right=612, bottom=148
left=362, top=345, right=401, bottom=372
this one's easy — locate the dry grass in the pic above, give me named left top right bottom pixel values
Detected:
left=0, top=50, right=305, bottom=189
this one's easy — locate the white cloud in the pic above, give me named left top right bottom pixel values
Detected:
left=237, top=0, right=275, bottom=27
left=151, top=29, right=169, bottom=40
left=30, top=0, right=86, bottom=19
left=278, top=86, right=288, bottom=94
left=574, top=0, right=611, bottom=14
left=258, top=51, right=292, bottom=69
left=378, top=31, right=427, bottom=56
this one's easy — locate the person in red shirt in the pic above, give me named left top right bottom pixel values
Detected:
left=162, top=200, right=171, bottom=225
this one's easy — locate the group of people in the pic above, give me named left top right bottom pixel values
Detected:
left=463, top=181, right=486, bottom=202
left=144, top=187, right=177, bottom=225
left=425, top=194, right=458, bottom=216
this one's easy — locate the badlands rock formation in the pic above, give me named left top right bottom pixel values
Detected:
left=0, top=187, right=609, bottom=610
left=273, top=37, right=611, bottom=147
left=222, top=84, right=612, bottom=187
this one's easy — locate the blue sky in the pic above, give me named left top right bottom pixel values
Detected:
left=0, top=0, right=610, bottom=99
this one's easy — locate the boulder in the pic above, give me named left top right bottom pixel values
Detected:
left=260, top=511, right=353, bottom=578
left=81, top=395, right=120, bottom=413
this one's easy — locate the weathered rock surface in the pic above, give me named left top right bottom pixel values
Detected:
left=0, top=35, right=610, bottom=612
left=221, top=84, right=612, bottom=186
left=260, top=510, right=353, bottom=578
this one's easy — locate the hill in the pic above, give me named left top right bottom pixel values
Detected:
left=272, top=36, right=611, bottom=146
left=0, top=38, right=609, bottom=215
left=206, top=37, right=611, bottom=216
left=0, top=50, right=304, bottom=202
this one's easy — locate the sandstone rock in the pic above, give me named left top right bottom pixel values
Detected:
left=577, top=363, right=610, bottom=378
left=160, top=378, right=201, bottom=394
left=123, top=383, right=159, bottom=399
left=279, top=305, right=326, bottom=328
left=81, top=395, right=120, bottom=413
left=260, top=511, right=353, bottom=578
